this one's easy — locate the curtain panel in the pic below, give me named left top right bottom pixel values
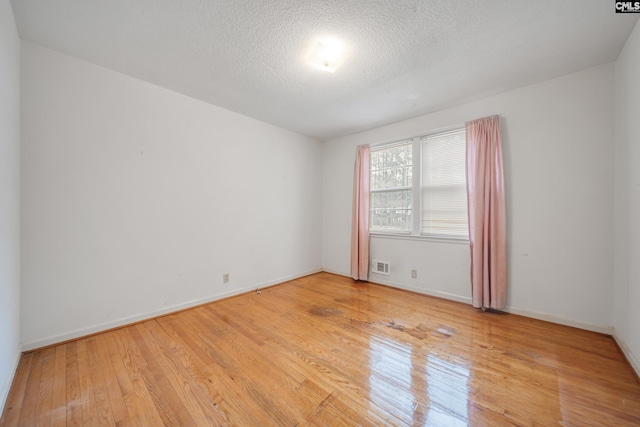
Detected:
left=351, top=144, right=370, bottom=281
left=466, top=115, right=507, bottom=309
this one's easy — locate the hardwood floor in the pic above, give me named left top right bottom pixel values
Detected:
left=2, top=272, right=640, bottom=426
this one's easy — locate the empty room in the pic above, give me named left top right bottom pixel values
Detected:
left=2, top=0, right=640, bottom=425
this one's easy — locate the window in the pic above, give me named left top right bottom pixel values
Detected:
left=370, top=128, right=468, bottom=240
left=369, top=141, right=413, bottom=233
left=421, top=129, right=468, bottom=238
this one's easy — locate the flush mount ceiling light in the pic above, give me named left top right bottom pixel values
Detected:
left=305, top=38, right=349, bottom=73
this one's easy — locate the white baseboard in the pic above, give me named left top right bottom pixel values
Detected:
left=21, top=269, right=322, bottom=352
left=320, top=267, right=350, bottom=277
left=367, top=274, right=473, bottom=305
left=322, top=269, right=473, bottom=305
left=501, top=305, right=613, bottom=335
left=0, top=347, right=22, bottom=415
left=326, top=269, right=613, bottom=335
left=613, top=333, right=640, bottom=378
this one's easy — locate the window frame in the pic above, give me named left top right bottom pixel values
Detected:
left=369, top=126, right=469, bottom=244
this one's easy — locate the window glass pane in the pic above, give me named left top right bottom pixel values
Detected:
left=371, top=190, right=412, bottom=212
left=370, top=142, right=412, bottom=190
left=421, top=129, right=468, bottom=238
left=370, top=190, right=412, bottom=232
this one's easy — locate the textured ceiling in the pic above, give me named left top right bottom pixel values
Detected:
left=10, top=0, right=639, bottom=140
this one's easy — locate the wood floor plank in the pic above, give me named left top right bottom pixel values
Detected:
left=177, top=309, right=308, bottom=425
left=127, top=324, right=197, bottom=426
left=157, top=313, right=284, bottom=425
left=49, top=345, right=67, bottom=427
left=64, top=343, right=83, bottom=426
left=237, top=287, right=433, bottom=422
left=210, top=292, right=407, bottom=424
left=34, top=347, right=55, bottom=427
left=74, top=339, right=98, bottom=426
left=99, top=331, right=164, bottom=426
left=16, top=350, right=45, bottom=426
left=84, top=338, right=118, bottom=426
left=0, top=353, right=33, bottom=425
left=89, top=333, right=133, bottom=425
left=115, top=328, right=184, bottom=426
left=2, top=272, right=640, bottom=426
left=136, top=321, right=230, bottom=426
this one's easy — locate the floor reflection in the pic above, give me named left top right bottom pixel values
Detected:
left=369, top=337, right=415, bottom=423
left=369, top=336, right=470, bottom=426
left=425, top=354, right=470, bottom=427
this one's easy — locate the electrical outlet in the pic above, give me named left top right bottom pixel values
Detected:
left=411, top=270, right=417, bottom=279
left=223, top=273, right=229, bottom=283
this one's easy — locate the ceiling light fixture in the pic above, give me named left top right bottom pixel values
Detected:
left=305, top=38, right=348, bottom=73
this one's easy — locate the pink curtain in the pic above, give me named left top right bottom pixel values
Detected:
left=351, top=144, right=370, bottom=281
left=466, top=115, right=507, bottom=309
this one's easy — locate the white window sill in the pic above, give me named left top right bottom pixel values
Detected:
left=369, top=232, right=469, bottom=245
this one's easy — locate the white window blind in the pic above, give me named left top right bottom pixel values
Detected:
left=421, top=129, right=468, bottom=238
left=370, top=141, right=413, bottom=233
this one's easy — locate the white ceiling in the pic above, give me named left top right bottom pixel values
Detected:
left=10, top=0, right=639, bottom=140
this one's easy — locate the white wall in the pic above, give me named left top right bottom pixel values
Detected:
left=614, top=20, right=640, bottom=375
left=0, top=0, right=21, bottom=411
left=323, top=63, right=616, bottom=332
left=20, top=42, right=323, bottom=349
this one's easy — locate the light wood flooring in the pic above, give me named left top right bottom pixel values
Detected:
left=2, top=272, right=640, bottom=426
